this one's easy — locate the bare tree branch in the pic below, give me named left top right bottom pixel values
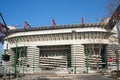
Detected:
left=106, top=0, right=120, bottom=17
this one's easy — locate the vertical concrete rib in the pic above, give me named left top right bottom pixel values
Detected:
left=27, top=46, right=39, bottom=72
left=106, top=44, right=120, bottom=70
left=71, top=44, right=86, bottom=72
left=7, top=49, right=14, bottom=66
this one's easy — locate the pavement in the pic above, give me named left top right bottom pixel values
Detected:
left=5, top=73, right=117, bottom=80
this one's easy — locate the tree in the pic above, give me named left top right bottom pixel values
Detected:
left=84, top=36, right=103, bottom=72
left=106, top=0, right=120, bottom=16
left=106, top=0, right=120, bottom=71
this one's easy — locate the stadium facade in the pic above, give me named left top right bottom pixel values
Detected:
left=3, top=20, right=120, bottom=73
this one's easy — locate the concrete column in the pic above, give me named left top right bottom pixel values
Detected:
left=71, top=44, right=86, bottom=73
left=106, top=44, right=120, bottom=70
left=6, top=49, right=14, bottom=66
left=27, top=46, right=39, bottom=73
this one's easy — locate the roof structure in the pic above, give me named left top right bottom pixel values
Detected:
left=7, top=22, right=109, bottom=34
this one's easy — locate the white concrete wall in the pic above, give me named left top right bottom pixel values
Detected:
left=7, top=27, right=109, bottom=38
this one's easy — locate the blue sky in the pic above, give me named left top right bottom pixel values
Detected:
left=0, top=0, right=116, bottom=57
left=0, top=0, right=109, bottom=27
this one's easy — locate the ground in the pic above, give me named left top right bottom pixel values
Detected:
left=1, top=73, right=118, bottom=80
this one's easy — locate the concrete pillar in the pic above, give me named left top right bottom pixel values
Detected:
left=71, top=44, right=86, bottom=73
left=106, top=44, right=120, bottom=70
left=27, top=46, right=39, bottom=73
left=6, top=49, right=14, bottom=66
